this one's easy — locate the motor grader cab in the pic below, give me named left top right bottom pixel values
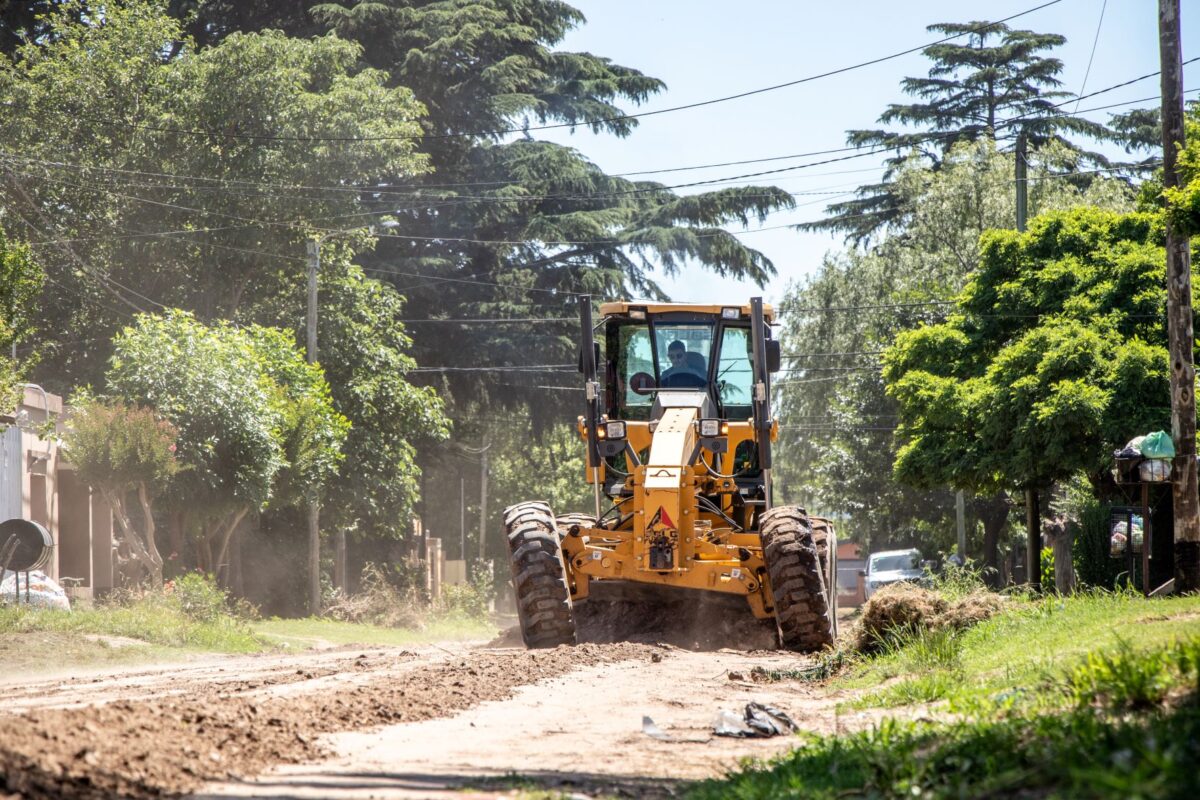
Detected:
left=504, top=298, right=837, bottom=652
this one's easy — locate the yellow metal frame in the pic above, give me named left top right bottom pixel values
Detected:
left=598, top=300, right=775, bottom=322
left=571, top=412, right=781, bottom=619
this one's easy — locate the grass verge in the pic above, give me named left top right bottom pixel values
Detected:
left=254, top=615, right=496, bottom=649
left=689, top=590, right=1200, bottom=800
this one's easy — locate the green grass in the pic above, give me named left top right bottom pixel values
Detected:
left=0, top=599, right=265, bottom=653
left=254, top=615, right=497, bottom=649
left=843, top=590, right=1200, bottom=710
left=689, top=590, right=1200, bottom=800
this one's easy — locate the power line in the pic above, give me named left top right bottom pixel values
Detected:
left=3, top=77, right=1178, bottom=219
left=93, top=3, right=1063, bottom=144
left=1074, top=0, right=1109, bottom=113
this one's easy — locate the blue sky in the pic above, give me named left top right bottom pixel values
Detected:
left=538, top=0, right=1199, bottom=306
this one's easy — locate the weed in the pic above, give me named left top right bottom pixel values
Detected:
left=750, top=650, right=852, bottom=683
left=878, top=625, right=963, bottom=672
left=687, top=700, right=1200, bottom=800
left=0, top=576, right=265, bottom=654
left=1067, top=637, right=1200, bottom=710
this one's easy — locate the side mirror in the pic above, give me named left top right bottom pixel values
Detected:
left=765, top=340, right=781, bottom=373
left=857, top=568, right=867, bottom=578
left=577, top=342, right=601, bottom=373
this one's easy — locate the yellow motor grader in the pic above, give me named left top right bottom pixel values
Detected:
left=504, top=298, right=837, bottom=652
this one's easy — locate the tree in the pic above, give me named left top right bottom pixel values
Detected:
left=150, top=1, right=795, bottom=404
left=884, top=208, right=1169, bottom=528
left=254, top=260, right=451, bottom=541
left=0, top=0, right=430, bottom=391
left=64, top=398, right=180, bottom=585
left=776, top=140, right=1133, bottom=567
left=0, top=227, right=42, bottom=409
left=106, top=310, right=348, bottom=580
left=803, top=20, right=1109, bottom=244
left=172, top=0, right=799, bottom=551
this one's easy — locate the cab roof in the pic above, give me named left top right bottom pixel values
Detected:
left=598, top=300, right=775, bottom=323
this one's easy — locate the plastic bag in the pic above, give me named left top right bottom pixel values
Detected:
left=713, top=703, right=798, bottom=738
left=1140, top=431, right=1175, bottom=459
left=1139, top=458, right=1172, bottom=482
left=0, top=569, right=71, bottom=610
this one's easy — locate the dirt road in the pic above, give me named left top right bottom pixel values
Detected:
left=0, top=636, right=869, bottom=799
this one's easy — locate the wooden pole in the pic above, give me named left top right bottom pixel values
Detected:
left=1015, top=130, right=1042, bottom=591
left=1160, top=0, right=1200, bottom=592
left=478, top=441, right=489, bottom=562
left=305, top=240, right=322, bottom=614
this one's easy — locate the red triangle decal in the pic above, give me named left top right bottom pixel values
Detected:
left=659, top=507, right=676, bottom=529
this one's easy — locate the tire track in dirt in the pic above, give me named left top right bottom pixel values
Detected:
left=0, top=643, right=658, bottom=800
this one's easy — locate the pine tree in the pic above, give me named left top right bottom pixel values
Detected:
left=804, top=20, right=1108, bottom=244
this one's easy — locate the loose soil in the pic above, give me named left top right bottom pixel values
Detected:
left=0, top=609, right=869, bottom=799
left=0, top=643, right=654, bottom=799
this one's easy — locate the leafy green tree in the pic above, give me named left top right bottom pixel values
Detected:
left=804, top=20, right=1108, bottom=243
left=0, top=227, right=42, bottom=408
left=153, top=0, right=795, bottom=403
left=63, top=397, right=181, bottom=585
left=883, top=208, right=1169, bottom=544
left=776, top=140, right=1133, bottom=565
left=0, top=0, right=429, bottom=390
left=107, top=310, right=348, bottom=579
left=173, top=0, right=798, bottom=550
left=254, top=260, right=451, bottom=540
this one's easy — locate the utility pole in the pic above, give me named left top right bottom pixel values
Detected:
left=1015, top=129, right=1041, bottom=592
left=1160, top=0, right=1200, bottom=592
left=460, top=476, right=466, bottom=561
left=305, top=240, right=322, bottom=614
left=478, top=440, right=489, bottom=562
left=955, top=490, right=966, bottom=562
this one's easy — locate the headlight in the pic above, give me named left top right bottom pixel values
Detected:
left=604, top=420, right=627, bottom=440
left=721, top=307, right=740, bottom=319
left=698, top=418, right=728, bottom=438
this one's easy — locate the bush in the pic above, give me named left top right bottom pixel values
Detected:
left=172, top=572, right=229, bottom=623
left=325, top=563, right=424, bottom=629
left=435, top=569, right=493, bottom=620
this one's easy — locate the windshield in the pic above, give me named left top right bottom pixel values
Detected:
left=605, top=317, right=755, bottom=419
left=870, top=552, right=920, bottom=573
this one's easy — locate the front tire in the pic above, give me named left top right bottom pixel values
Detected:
left=760, top=506, right=835, bottom=652
left=505, top=501, right=576, bottom=648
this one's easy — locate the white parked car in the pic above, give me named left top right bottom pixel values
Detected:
left=861, top=548, right=925, bottom=599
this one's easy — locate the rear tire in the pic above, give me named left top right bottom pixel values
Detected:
left=505, top=501, right=576, bottom=649
left=760, top=505, right=835, bottom=652
left=811, top=517, right=839, bottom=639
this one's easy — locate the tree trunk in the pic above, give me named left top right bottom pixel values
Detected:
left=1054, top=526, right=1076, bottom=595
left=136, top=482, right=163, bottom=587
left=976, top=494, right=1009, bottom=588
left=212, top=507, right=250, bottom=586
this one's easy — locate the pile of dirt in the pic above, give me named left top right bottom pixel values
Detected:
left=0, top=643, right=658, bottom=800
left=853, top=584, right=1006, bottom=653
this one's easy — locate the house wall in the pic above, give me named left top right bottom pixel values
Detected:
left=2, top=386, right=111, bottom=596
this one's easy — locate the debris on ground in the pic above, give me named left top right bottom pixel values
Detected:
left=642, top=715, right=671, bottom=740
left=713, top=702, right=798, bottom=738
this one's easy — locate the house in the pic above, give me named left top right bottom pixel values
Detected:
left=1, top=385, right=113, bottom=603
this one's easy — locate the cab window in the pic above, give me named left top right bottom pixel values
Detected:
left=614, top=324, right=653, bottom=418
left=715, top=327, right=754, bottom=418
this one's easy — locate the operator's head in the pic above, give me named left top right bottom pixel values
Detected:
left=667, top=340, right=686, bottom=366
